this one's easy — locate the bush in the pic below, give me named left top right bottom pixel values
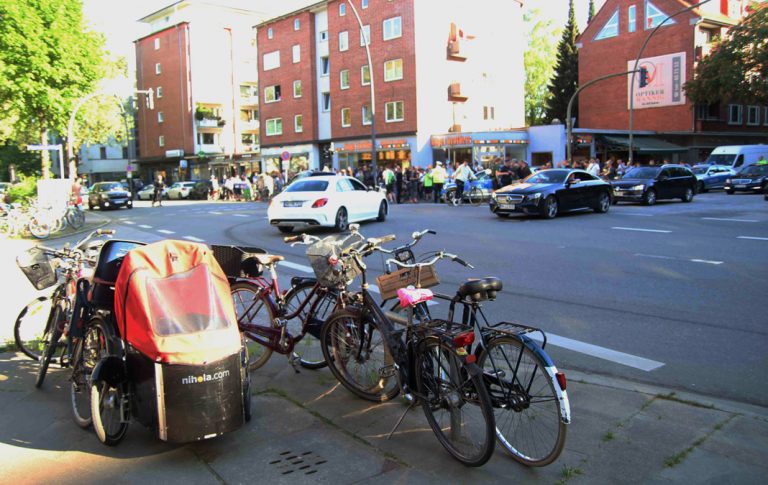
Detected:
left=6, top=174, right=38, bottom=204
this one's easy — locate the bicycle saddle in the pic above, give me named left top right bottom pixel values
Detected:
left=252, top=254, right=285, bottom=266
left=457, top=277, right=503, bottom=302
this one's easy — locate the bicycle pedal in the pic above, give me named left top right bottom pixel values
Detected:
left=288, top=353, right=301, bottom=374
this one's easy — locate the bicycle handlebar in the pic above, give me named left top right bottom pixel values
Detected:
left=385, top=251, right=474, bottom=270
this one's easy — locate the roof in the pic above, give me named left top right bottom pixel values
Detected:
left=601, top=136, right=687, bottom=153
left=255, top=1, right=325, bottom=29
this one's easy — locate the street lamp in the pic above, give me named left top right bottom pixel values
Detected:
left=346, top=1, right=377, bottom=180
left=628, top=0, right=711, bottom=163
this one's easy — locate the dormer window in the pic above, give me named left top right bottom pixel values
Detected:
left=645, top=1, right=674, bottom=29
left=594, top=10, right=619, bottom=40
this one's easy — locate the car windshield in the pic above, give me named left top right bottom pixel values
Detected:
left=524, top=170, right=568, bottom=184
left=286, top=179, right=329, bottom=192
left=691, top=167, right=708, bottom=175
left=623, top=167, right=661, bottom=179
left=705, top=154, right=735, bottom=166
left=100, top=183, right=122, bottom=191
left=739, top=165, right=768, bottom=176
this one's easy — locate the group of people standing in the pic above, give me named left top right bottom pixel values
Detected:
left=209, top=172, right=285, bottom=202
left=379, top=163, right=448, bottom=204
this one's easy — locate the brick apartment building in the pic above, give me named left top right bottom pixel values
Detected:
left=256, top=0, right=525, bottom=173
left=133, top=1, right=266, bottom=184
left=576, top=0, right=767, bottom=163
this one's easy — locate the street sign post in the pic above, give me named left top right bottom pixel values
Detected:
left=27, top=144, right=65, bottom=179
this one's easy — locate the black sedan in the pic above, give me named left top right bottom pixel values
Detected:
left=88, top=182, right=133, bottom=210
left=189, top=180, right=213, bottom=200
left=489, top=169, right=612, bottom=219
left=724, top=164, right=768, bottom=194
left=611, top=165, right=696, bottom=205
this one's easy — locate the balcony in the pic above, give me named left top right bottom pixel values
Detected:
left=448, top=82, right=468, bottom=102
left=196, top=118, right=225, bottom=128
left=447, top=40, right=467, bottom=61
left=197, top=144, right=224, bottom=154
left=240, top=119, right=260, bottom=131
left=694, top=43, right=714, bottom=62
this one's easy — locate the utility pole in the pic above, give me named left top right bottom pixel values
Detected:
left=347, top=1, right=377, bottom=180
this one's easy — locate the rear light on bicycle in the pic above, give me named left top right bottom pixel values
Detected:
left=312, top=198, right=328, bottom=208
left=465, top=354, right=476, bottom=364
left=556, top=371, right=567, bottom=391
left=453, top=331, right=474, bottom=348
left=328, top=255, right=339, bottom=265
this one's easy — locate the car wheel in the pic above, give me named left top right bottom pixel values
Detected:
left=540, top=196, right=558, bottom=219
left=496, top=213, right=510, bottom=219
left=376, top=201, right=387, bottom=222
left=278, top=226, right=293, bottom=234
left=88, top=202, right=94, bottom=210
left=335, top=208, right=349, bottom=232
left=726, top=189, right=734, bottom=195
left=643, top=189, right=657, bottom=206
left=681, top=187, right=694, bottom=203
left=595, top=191, right=611, bottom=213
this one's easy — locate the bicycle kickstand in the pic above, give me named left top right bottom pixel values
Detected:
left=287, top=352, right=301, bottom=374
left=386, top=402, right=415, bottom=440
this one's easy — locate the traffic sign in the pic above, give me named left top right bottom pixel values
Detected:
left=281, top=151, right=291, bottom=161
left=126, top=164, right=133, bottom=172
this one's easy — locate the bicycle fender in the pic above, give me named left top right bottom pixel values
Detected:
left=290, top=276, right=316, bottom=287
left=91, top=356, right=127, bottom=387
left=520, top=335, right=571, bottom=424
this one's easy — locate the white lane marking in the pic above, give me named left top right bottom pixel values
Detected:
left=622, top=213, right=654, bottom=217
left=183, top=235, right=205, bottom=242
left=636, top=253, right=724, bottom=266
left=233, top=214, right=248, bottom=217
left=635, top=253, right=675, bottom=260
left=122, top=221, right=135, bottom=225
left=279, top=261, right=313, bottom=273
left=737, top=236, right=768, bottom=241
left=138, top=224, right=152, bottom=229
left=530, top=333, right=665, bottom=372
left=612, top=226, right=671, bottom=234
left=689, top=259, right=723, bottom=265
left=702, top=217, right=758, bottom=223
left=209, top=211, right=223, bottom=215
left=157, top=229, right=175, bottom=235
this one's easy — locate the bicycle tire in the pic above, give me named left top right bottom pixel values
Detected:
left=67, top=208, right=85, bottom=229
left=28, top=216, right=51, bottom=239
left=14, top=296, right=53, bottom=360
left=35, top=305, right=64, bottom=388
left=231, top=281, right=275, bottom=370
left=90, top=318, right=128, bottom=446
left=416, top=337, right=495, bottom=467
left=469, top=187, right=483, bottom=206
left=283, top=281, right=335, bottom=369
left=321, top=310, right=399, bottom=402
left=477, top=336, right=567, bottom=466
left=70, top=321, right=109, bottom=428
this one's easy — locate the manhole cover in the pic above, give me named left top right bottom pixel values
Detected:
left=269, top=450, right=328, bottom=476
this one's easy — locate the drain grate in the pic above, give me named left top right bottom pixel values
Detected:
left=269, top=450, right=328, bottom=476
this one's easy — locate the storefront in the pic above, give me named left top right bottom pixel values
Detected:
left=431, top=131, right=529, bottom=169
left=333, top=137, right=415, bottom=171
left=261, top=144, right=315, bottom=178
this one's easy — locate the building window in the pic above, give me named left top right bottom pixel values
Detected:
left=491, top=106, right=495, bottom=120
left=747, top=106, right=759, bottom=126
left=154, top=38, right=160, bottom=50
left=340, top=70, right=350, bottom=89
left=384, top=59, right=403, bottom=82
left=266, top=118, right=283, bottom=136
left=385, top=101, right=404, bottom=122
left=197, top=132, right=216, bottom=145
left=383, top=17, right=402, bottom=41
left=628, top=5, right=636, bottom=33
left=728, top=104, right=743, bottom=125
left=156, top=86, right=163, bottom=98
left=362, top=104, right=372, bottom=125
left=158, top=111, right=164, bottom=123
left=158, top=135, right=165, bottom=147
left=242, top=133, right=256, bottom=145
left=319, top=30, right=328, bottom=42
left=322, top=93, right=331, bottom=112
left=267, top=27, right=273, bottom=39
left=265, top=85, right=281, bottom=103
left=100, top=146, right=107, bottom=159
left=645, top=1, right=674, bottom=30
left=696, top=103, right=719, bottom=120
left=362, top=0, right=368, bottom=8
left=341, top=108, right=351, bottom=127
left=294, top=115, right=303, bottom=133
left=263, top=50, right=280, bottom=70
left=339, top=3, right=346, bottom=16
left=293, top=80, right=302, bottom=98
left=483, top=106, right=495, bottom=120
left=240, top=109, right=258, bottom=122
left=294, top=18, right=300, bottom=30
left=361, top=65, right=370, bottom=85
left=155, top=63, right=161, bottom=74
left=360, top=25, right=370, bottom=46
left=122, top=146, right=128, bottom=158
left=594, top=10, right=619, bottom=40
left=321, top=56, right=330, bottom=76
left=292, top=44, right=301, bottom=63
left=339, top=31, right=349, bottom=51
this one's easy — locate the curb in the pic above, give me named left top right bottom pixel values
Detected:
left=43, top=216, right=111, bottom=241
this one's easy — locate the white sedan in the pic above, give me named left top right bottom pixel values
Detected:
left=268, top=175, right=388, bottom=233
left=137, top=184, right=167, bottom=200
left=166, top=181, right=197, bottom=199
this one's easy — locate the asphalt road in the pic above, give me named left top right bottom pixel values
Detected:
left=81, top=191, right=768, bottom=406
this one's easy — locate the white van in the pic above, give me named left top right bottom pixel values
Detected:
left=705, top=145, right=768, bottom=170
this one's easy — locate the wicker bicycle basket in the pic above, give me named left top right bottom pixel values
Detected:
left=17, top=247, right=57, bottom=290
left=305, top=234, right=364, bottom=287
left=376, top=265, right=439, bottom=300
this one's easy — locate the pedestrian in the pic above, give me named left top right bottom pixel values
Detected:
left=382, top=165, right=395, bottom=203
left=432, top=161, right=447, bottom=203
left=454, top=159, right=472, bottom=202
left=152, top=174, right=165, bottom=207
left=517, top=160, right=532, bottom=179
left=587, top=158, right=600, bottom=177
left=395, top=165, right=404, bottom=204
left=498, top=159, right=513, bottom=187
left=210, top=174, right=219, bottom=200
left=423, top=165, right=433, bottom=201
left=407, top=167, right=419, bottom=203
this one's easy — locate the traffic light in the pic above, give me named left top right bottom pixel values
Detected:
left=639, top=67, right=649, bottom=88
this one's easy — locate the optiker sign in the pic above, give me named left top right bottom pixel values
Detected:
left=181, top=370, right=230, bottom=385
left=627, top=52, right=686, bottom=110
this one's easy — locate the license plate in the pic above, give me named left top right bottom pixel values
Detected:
left=735, top=184, right=746, bottom=188
left=283, top=201, right=303, bottom=207
left=499, top=204, right=516, bottom=210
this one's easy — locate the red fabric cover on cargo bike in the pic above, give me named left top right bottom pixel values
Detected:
left=114, top=240, right=241, bottom=365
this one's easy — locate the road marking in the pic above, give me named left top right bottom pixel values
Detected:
left=528, top=333, right=664, bottom=372
left=233, top=214, right=248, bottom=217
left=689, top=259, right=723, bottom=265
left=635, top=253, right=675, bottom=260
left=279, top=261, right=313, bottom=273
left=138, top=224, right=152, bottom=229
left=209, top=211, right=223, bottom=215
left=182, top=235, right=205, bottom=242
left=636, top=253, right=724, bottom=266
left=612, top=226, right=671, bottom=233
left=702, top=217, right=758, bottom=223
left=157, top=229, right=175, bottom=235
left=737, top=236, right=768, bottom=241
left=122, top=221, right=135, bottom=225
left=622, top=213, right=654, bottom=217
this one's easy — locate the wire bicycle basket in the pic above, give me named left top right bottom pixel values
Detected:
left=17, top=247, right=57, bottom=290
left=305, top=233, right=364, bottom=287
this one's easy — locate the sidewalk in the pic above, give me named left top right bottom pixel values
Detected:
left=0, top=348, right=765, bottom=484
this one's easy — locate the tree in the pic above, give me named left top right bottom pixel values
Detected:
left=524, top=9, right=561, bottom=126
left=544, top=0, right=580, bottom=125
left=588, top=0, right=596, bottom=24
left=685, top=6, right=768, bottom=105
left=0, top=0, right=107, bottom=178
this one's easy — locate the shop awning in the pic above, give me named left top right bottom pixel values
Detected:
left=600, top=136, right=686, bottom=153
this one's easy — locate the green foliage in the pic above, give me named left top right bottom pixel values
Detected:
left=685, top=7, right=768, bottom=105
left=588, top=0, right=596, bottom=24
left=195, top=106, right=217, bottom=121
left=0, top=142, right=40, bottom=180
left=6, top=174, right=38, bottom=203
left=545, top=0, right=580, bottom=125
left=524, top=9, right=561, bottom=126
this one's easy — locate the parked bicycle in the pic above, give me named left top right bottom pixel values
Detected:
left=313, top=226, right=496, bottom=466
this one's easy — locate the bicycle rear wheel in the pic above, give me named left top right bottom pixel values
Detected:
left=67, top=208, right=85, bottom=229
left=321, top=310, right=399, bottom=402
left=416, top=337, right=495, bottom=467
left=468, top=187, right=483, bottom=206
left=14, top=296, right=53, bottom=360
left=35, top=305, right=64, bottom=388
left=70, top=321, right=108, bottom=428
left=283, top=281, right=336, bottom=369
left=231, top=282, right=275, bottom=370
left=478, top=336, right=567, bottom=466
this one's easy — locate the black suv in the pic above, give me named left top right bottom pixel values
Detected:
left=611, top=165, right=696, bottom=205
left=88, top=182, right=133, bottom=210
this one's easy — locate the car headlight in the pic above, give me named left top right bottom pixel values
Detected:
left=526, top=193, right=541, bottom=202
left=101, top=193, right=110, bottom=199
left=630, top=184, right=645, bottom=191
left=491, top=191, right=497, bottom=200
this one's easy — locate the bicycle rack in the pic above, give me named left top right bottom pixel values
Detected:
left=483, top=321, right=548, bottom=350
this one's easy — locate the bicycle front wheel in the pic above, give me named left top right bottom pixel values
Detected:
left=469, top=187, right=483, bottom=206
left=231, top=282, right=275, bottom=370
left=14, top=296, right=52, bottom=360
left=35, top=305, right=64, bottom=388
left=416, top=337, right=495, bottom=467
left=70, top=321, right=109, bottom=428
left=67, top=208, right=85, bottom=229
left=478, top=336, right=567, bottom=466
left=321, top=310, right=399, bottom=402
left=283, top=281, right=336, bottom=369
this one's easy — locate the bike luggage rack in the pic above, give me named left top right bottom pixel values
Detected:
left=484, top=321, right=548, bottom=350
left=211, top=245, right=267, bottom=279
left=416, top=319, right=474, bottom=339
